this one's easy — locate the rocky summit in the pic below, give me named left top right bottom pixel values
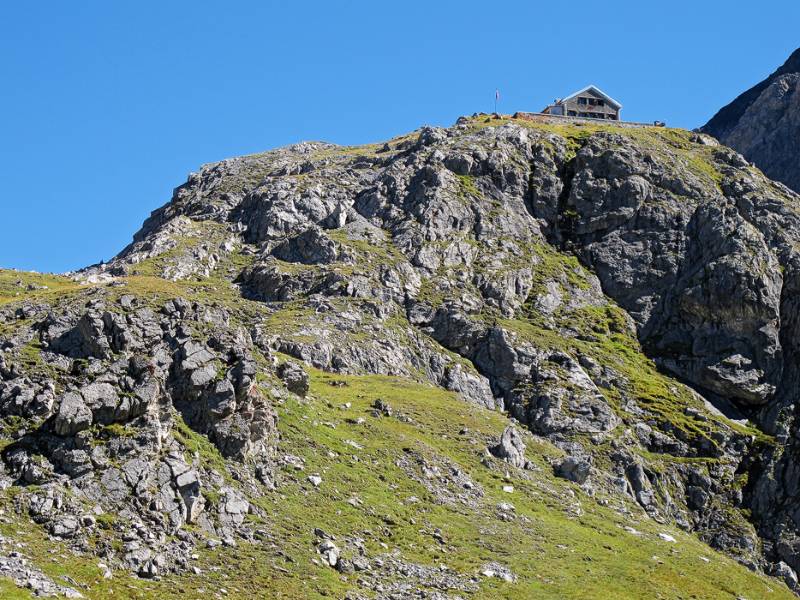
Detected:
left=2, top=114, right=800, bottom=598
left=702, top=47, right=800, bottom=193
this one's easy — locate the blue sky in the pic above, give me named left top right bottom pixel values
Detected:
left=1, top=1, right=798, bottom=272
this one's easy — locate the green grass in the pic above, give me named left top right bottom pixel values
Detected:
left=457, top=174, right=480, bottom=199
left=1, top=371, right=790, bottom=598
left=207, top=371, right=795, bottom=598
left=0, top=269, right=83, bottom=306
left=0, top=578, right=35, bottom=599
left=8, top=341, right=59, bottom=381
left=326, top=227, right=406, bottom=266
left=91, top=422, right=137, bottom=441
left=172, top=412, right=230, bottom=476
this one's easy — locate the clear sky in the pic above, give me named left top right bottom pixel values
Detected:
left=1, top=1, right=798, bottom=272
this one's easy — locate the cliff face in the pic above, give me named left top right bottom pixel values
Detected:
left=2, top=116, right=800, bottom=598
left=702, top=48, right=800, bottom=193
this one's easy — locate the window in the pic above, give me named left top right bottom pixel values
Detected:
left=577, top=97, right=587, bottom=105
left=567, top=110, right=577, bottom=116
left=597, top=99, right=605, bottom=106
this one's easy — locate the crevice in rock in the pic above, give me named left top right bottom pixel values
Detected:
left=552, top=156, right=579, bottom=247
left=757, top=268, right=797, bottom=437
left=522, top=141, right=583, bottom=248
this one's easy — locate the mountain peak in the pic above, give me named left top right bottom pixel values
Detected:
left=702, top=47, right=800, bottom=192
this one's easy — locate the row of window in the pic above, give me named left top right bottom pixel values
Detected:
left=577, top=97, right=604, bottom=106
left=567, top=110, right=618, bottom=120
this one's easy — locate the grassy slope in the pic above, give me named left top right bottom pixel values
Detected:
left=0, top=370, right=791, bottom=599
left=0, top=270, right=83, bottom=306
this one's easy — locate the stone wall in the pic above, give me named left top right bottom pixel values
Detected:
left=511, top=112, right=663, bottom=128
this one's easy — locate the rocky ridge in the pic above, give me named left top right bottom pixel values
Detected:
left=1, top=115, right=800, bottom=597
left=702, top=47, right=800, bottom=193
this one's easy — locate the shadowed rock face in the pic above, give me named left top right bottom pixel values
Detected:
left=702, top=48, right=800, bottom=193
left=6, top=116, right=800, bottom=592
left=547, top=137, right=789, bottom=409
